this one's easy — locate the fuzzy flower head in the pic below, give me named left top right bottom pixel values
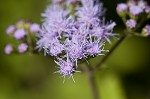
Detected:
left=30, top=23, right=40, bottom=33
left=55, top=57, right=75, bottom=77
left=14, top=28, right=26, bottom=40
left=116, top=3, right=128, bottom=12
left=4, top=44, right=13, bottom=55
left=127, top=0, right=150, bottom=16
left=18, top=43, right=28, bottom=53
left=37, top=0, right=116, bottom=78
left=142, top=25, right=150, bottom=36
left=129, top=5, right=143, bottom=16
left=145, top=25, right=150, bottom=36
left=6, top=25, right=15, bottom=35
left=76, top=0, right=105, bottom=28
left=126, top=19, right=137, bottom=29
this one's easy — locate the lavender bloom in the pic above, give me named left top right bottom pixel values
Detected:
left=37, top=0, right=116, bottom=78
left=14, top=28, right=26, bottom=40
left=126, top=19, right=137, bottom=29
left=145, top=25, right=150, bottom=36
left=92, top=21, right=116, bottom=43
left=76, top=0, right=105, bottom=28
left=86, top=41, right=104, bottom=57
left=145, top=6, right=150, bottom=13
left=4, top=44, right=13, bottom=55
left=49, top=41, right=64, bottom=56
left=30, top=23, right=40, bottom=33
left=127, top=0, right=136, bottom=6
left=6, top=25, right=15, bottom=34
left=18, top=43, right=28, bottom=53
left=138, top=0, right=147, bottom=9
left=41, top=4, right=73, bottom=38
left=116, top=3, right=128, bottom=12
left=65, top=39, right=85, bottom=65
left=55, top=57, right=75, bottom=77
left=129, top=5, right=143, bottom=16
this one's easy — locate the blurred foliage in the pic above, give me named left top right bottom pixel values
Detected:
left=0, top=0, right=150, bottom=99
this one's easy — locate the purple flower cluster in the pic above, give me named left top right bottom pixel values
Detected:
left=6, top=21, right=40, bottom=40
left=37, top=0, right=116, bottom=78
left=128, top=0, right=150, bottom=15
left=117, top=0, right=150, bottom=30
left=4, top=20, right=40, bottom=54
left=129, top=5, right=143, bottom=16
left=117, top=0, right=150, bottom=16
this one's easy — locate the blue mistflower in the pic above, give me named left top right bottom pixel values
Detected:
left=129, top=5, right=143, bottom=16
left=4, top=44, right=13, bottom=55
left=14, top=28, right=26, bottom=40
left=144, top=25, right=150, bottom=36
left=126, top=19, right=137, bottom=29
left=36, top=0, right=116, bottom=79
left=55, top=57, right=75, bottom=81
left=116, top=3, right=128, bottom=12
left=18, top=43, right=28, bottom=53
left=6, top=25, right=15, bottom=35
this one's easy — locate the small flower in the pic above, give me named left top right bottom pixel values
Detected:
left=18, top=43, right=28, bottom=53
left=138, top=0, right=147, bottom=9
left=6, top=25, right=15, bottom=35
left=126, top=19, right=137, bottom=29
left=92, top=21, right=116, bottom=43
left=55, top=57, right=75, bottom=77
left=4, top=44, right=13, bottom=55
left=145, top=6, right=150, bottom=13
left=116, top=3, right=128, bottom=12
left=65, top=39, right=85, bottom=64
left=127, top=0, right=135, bottom=6
left=76, top=0, right=105, bottom=28
left=30, top=23, right=40, bottom=33
left=86, top=41, right=104, bottom=57
left=129, top=5, right=143, bottom=16
left=14, top=28, right=26, bottom=40
left=144, top=25, right=150, bottom=36
left=49, top=41, right=64, bottom=56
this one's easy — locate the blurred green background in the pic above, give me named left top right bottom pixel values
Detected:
left=0, top=0, right=150, bottom=99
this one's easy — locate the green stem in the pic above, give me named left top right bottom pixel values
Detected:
left=84, top=65, right=99, bottom=99
left=94, top=34, right=127, bottom=71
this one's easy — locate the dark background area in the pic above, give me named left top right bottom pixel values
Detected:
left=0, top=0, right=150, bottom=99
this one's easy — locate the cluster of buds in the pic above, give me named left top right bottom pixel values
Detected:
left=4, top=20, right=40, bottom=55
left=116, top=0, right=150, bottom=36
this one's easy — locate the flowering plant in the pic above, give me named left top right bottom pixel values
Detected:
left=3, top=0, right=150, bottom=99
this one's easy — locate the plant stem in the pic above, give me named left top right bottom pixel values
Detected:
left=84, top=64, right=99, bottom=99
left=94, top=34, right=127, bottom=71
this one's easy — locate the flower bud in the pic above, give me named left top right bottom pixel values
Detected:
left=6, top=25, right=15, bottom=35
left=126, top=19, right=137, bottom=29
left=142, top=25, right=150, bottom=37
left=4, top=44, right=13, bottom=55
left=18, top=43, right=28, bottom=53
